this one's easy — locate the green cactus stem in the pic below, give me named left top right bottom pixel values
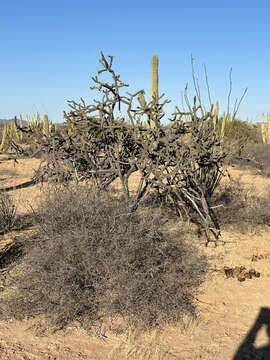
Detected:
left=213, top=101, right=219, bottom=132
left=42, top=114, right=53, bottom=137
left=137, top=55, right=159, bottom=129
left=211, top=102, right=231, bottom=142
left=261, top=113, right=270, bottom=144
left=138, top=91, right=147, bottom=109
left=0, top=123, right=8, bottom=151
left=0, top=122, right=14, bottom=152
left=150, top=55, right=159, bottom=129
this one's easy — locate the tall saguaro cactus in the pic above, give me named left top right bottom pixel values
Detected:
left=261, top=113, right=270, bottom=144
left=150, top=55, right=159, bottom=129
left=151, top=56, right=159, bottom=100
left=138, top=55, right=159, bottom=129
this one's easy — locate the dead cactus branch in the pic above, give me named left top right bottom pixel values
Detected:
left=12, top=52, right=237, bottom=245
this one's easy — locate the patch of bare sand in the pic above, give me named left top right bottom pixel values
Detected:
left=227, top=166, right=270, bottom=197
left=0, top=157, right=269, bottom=359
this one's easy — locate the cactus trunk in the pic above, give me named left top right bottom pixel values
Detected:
left=150, top=55, right=159, bottom=128
left=137, top=55, right=160, bottom=129
left=261, top=113, right=270, bottom=144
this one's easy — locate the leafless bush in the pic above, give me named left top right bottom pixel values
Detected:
left=0, top=184, right=208, bottom=332
left=13, top=52, right=244, bottom=245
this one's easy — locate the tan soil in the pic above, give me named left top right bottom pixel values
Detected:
left=0, top=154, right=269, bottom=359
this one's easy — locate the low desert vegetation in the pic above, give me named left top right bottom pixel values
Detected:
left=212, top=178, right=270, bottom=234
left=223, top=118, right=261, bottom=145
left=108, top=326, right=172, bottom=360
left=0, top=184, right=208, bottom=333
left=230, top=143, right=270, bottom=177
left=0, top=52, right=269, bottom=360
left=0, top=192, right=17, bottom=232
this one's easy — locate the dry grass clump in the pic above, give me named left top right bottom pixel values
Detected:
left=0, top=184, right=208, bottom=333
left=0, top=192, right=17, bottom=232
left=109, top=327, right=172, bottom=360
left=213, top=179, right=270, bottom=233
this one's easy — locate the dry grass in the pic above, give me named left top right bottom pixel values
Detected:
left=0, top=183, right=208, bottom=334
left=0, top=192, right=17, bottom=232
left=108, top=327, right=172, bottom=360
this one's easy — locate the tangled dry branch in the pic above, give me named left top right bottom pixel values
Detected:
left=14, top=51, right=233, bottom=245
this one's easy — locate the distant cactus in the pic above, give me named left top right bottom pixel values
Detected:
left=0, top=122, right=14, bottom=152
left=13, top=115, right=24, bottom=141
left=212, top=101, right=219, bottom=133
left=42, top=114, right=52, bottom=137
left=212, top=101, right=231, bottom=142
left=25, top=112, right=53, bottom=138
left=138, top=55, right=159, bottom=129
left=261, top=113, right=270, bottom=144
left=0, top=122, right=8, bottom=151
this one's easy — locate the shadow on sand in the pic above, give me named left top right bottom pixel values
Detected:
left=0, top=179, right=37, bottom=193
left=233, top=307, right=270, bottom=359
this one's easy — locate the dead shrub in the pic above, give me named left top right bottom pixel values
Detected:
left=13, top=51, right=248, bottom=246
left=0, top=184, right=208, bottom=332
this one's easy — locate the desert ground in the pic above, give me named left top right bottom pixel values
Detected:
left=0, top=153, right=269, bottom=360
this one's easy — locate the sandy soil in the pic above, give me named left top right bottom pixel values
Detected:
left=0, top=154, right=269, bottom=360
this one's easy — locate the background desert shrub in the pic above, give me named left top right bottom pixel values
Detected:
left=0, top=192, right=17, bottom=232
left=229, top=144, right=270, bottom=177
left=224, top=119, right=261, bottom=145
left=19, top=143, right=44, bottom=158
left=0, top=184, right=208, bottom=332
left=212, top=179, right=270, bottom=233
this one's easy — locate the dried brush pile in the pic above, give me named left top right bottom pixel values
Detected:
left=0, top=52, right=250, bottom=334
left=13, top=52, right=242, bottom=245
left=0, top=185, right=209, bottom=332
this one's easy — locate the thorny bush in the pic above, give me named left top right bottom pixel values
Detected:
left=14, top=52, right=245, bottom=245
left=0, top=184, right=209, bottom=332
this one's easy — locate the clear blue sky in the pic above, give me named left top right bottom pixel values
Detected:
left=0, top=0, right=269, bottom=124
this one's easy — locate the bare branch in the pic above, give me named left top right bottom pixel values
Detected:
left=204, top=64, right=212, bottom=108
